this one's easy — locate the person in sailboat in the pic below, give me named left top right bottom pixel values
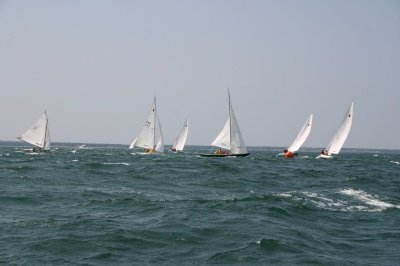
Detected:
left=321, top=149, right=328, bottom=156
left=33, top=147, right=42, bottom=153
left=283, top=149, right=294, bottom=159
left=215, top=148, right=222, bottom=155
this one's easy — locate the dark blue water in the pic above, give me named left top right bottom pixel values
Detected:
left=1, top=142, right=399, bottom=265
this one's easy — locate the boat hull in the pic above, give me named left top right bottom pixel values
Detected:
left=198, top=153, right=250, bottom=157
left=317, top=154, right=333, bottom=159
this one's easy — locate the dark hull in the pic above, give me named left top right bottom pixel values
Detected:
left=198, top=153, right=250, bottom=158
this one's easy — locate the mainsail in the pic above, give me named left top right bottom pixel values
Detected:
left=325, top=102, right=354, bottom=155
left=18, top=111, right=50, bottom=150
left=129, top=97, right=164, bottom=153
left=210, top=90, right=248, bottom=155
left=171, top=119, right=189, bottom=151
left=287, top=114, right=313, bottom=153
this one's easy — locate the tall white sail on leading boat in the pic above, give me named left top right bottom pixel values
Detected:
left=200, top=89, right=249, bottom=157
left=282, top=114, right=313, bottom=158
left=129, top=97, right=164, bottom=154
left=318, top=102, right=354, bottom=159
left=171, top=119, right=189, bottom=152
left=18, top=110, right=50, bottom=152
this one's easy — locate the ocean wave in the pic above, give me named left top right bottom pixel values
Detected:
left=276, top=189, right=400, bottom=212
left=102, top=162, right=130, bottom=166
left=339, top=188, right=400, bottom=211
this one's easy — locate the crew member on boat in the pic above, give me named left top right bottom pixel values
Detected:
left=144, top=148, right=153, bottom=154
left=320, top=149, right=328, bottom=156
left=284, top=149, right=294, bottom=159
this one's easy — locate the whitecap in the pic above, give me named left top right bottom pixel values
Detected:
left=340, top=188, right=399, bottom=211
left=276, top=192, right=292, bottom=198
left=276, top=190, right=399, bottom=212
left=390, top=161, right=399, bottom=165
left=102, top=162, right=129, bottom=166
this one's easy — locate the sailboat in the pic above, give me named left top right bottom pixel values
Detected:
left=200, top=90, right=249, bottom=157
left=18, top=110, right=50, bottom=152
left=282, top=114, right=313, bottom=158
left=129, top=97, right=164, bottom=154
left=170, top=119, right=189, bottom=152
left=318, top=102, right=353, bottom=159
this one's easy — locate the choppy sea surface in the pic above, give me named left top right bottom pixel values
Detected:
left=1, top=142, right=399, bottom=265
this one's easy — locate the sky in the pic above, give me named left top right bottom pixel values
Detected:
left=0, top=0, right=399, bottom=149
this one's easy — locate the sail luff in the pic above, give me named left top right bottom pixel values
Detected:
left=326, top=102, right=354, bottom=155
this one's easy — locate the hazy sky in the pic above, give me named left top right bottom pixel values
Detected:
left=1, top=0, right=399, bottom=149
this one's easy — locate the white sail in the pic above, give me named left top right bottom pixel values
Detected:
left=44, top=125, right=51, bottom=151
left=325, top=102, right=354, bottom=155
left=211, top=118, right=230, bottom=150
left=129, top=97, right=164, bottom=153
left=287, top=114, right=313, bottom=153
left=155, top=114, right=164, bottom=152
left=130, top=97, right=156, bottom=150
left=229, top=104, right=248, bottom=154
left=171, top=119, right=189, bottom=151
left=210, top=90, right=248, bottom=155
left=18, top=111, right=50, bottom=149
left=128, top=137, right=137, bottom=149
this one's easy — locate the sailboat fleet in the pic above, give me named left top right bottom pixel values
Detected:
left=15, top=92, right=354, bottom=158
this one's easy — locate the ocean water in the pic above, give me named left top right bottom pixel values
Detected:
left=1, top=142, right=399, bottom=265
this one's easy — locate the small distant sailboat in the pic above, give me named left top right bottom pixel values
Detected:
left=282, top=114, right=313, bottom=158
left=318, top=102, right=354, bottom=159
left=129, top=97, right=164, bottom=154
left=18, top=110, right=50, bottom=152
left=200, top=89, right=249, bottom=157
left=170, top=119, right=189, bottom=152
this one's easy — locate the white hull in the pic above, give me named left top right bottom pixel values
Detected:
left=317, top=154, right=333, bottom=159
